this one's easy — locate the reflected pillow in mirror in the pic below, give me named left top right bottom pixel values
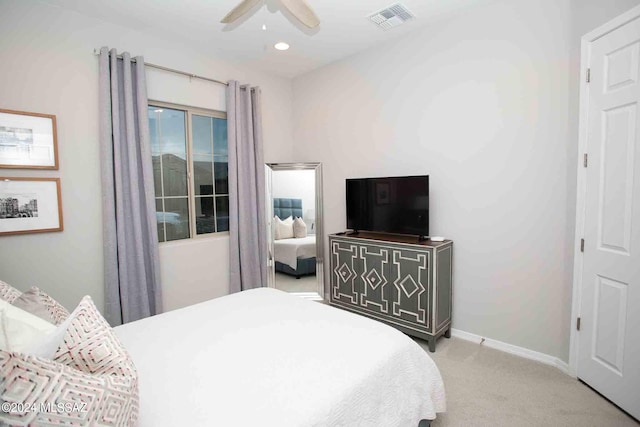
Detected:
left=293, top=217, right=307, bottom=238
left=275, top=216, right=294, bottom=240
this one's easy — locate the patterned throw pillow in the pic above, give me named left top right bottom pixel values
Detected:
left=0, top=280, right=21, bottom=304
left=0, top=296, right=139, bottom=427
left=12, top=287, right=70, bottom=325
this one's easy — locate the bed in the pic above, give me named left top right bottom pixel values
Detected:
left=273, top=198, right=316, bottom=278
left=114, top=288, right=446, bottom=426
left=274, top=235, right=316, bottom=275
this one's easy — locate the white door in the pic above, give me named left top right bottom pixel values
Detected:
left=578, top=12, right=640, bottom=421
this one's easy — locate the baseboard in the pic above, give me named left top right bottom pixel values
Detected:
left=450, top=328, right=570, bottom=375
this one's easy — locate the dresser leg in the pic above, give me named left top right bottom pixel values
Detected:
left=444, top=328, right=451, bottom=338
left=428, top=339, right=436, bottom=352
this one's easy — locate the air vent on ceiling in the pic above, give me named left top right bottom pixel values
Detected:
left=369, top=3, right=415, bottom=30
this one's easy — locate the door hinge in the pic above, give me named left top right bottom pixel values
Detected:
left=580, top=238, right=585, bottom=252
left=577, top=317, right=581, bottom=331
left=586, top=68, right=591, bottom=83
left=583, top=153, right=588, bottom=167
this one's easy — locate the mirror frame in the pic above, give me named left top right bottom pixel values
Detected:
left=265, top=162, right=324, bottom=300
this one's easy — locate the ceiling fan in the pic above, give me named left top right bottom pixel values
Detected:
left=221, top=0, right=320, bottom=29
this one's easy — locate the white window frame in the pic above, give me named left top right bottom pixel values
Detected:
left=149, top=100, right=228, bottom=243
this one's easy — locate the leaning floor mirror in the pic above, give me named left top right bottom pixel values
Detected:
left=265, top=163, right=324, bottom=300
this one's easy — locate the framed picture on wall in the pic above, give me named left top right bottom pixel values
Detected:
left=0, top=177, right=63, bottom=236
left=0, top=109, right=59, bottom=169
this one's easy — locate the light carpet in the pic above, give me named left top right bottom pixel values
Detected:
left=417, top=337, right=638, bottom=427
left=274, top=272, right=317, bottom=293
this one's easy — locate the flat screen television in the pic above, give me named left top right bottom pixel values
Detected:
left=346, top=175, right=429, bottom=237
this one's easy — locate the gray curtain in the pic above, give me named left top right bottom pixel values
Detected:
left=227, top=81, right=268, bottom=293
left=99, top=47, right=162, bottom=325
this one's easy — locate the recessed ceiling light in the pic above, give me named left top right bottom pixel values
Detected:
left=262, top=24, right=267, bottom=31
left=274, top=42, right=290, bottom=51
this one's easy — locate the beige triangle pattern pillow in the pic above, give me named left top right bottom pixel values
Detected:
left=12, top=287, right=70, bottom=326
left=0, top=280, right=21, bottom=304
left=0, top=296, right=139, bottom=426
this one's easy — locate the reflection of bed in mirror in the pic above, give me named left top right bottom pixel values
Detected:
left=273, top=198, right=316, bottom=279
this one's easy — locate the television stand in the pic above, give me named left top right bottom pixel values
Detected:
left=329, top=231, right=453, bottom=352
left=335, top=231, right=359, bottom=236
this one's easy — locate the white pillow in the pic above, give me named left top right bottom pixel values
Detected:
left=293, top=217, right=307, bottom=238
left=275, top=215, right=294, bottom=240
left=27, top=291, right=89, bottom=359
left=0, top=299, right=56, bottom=352
left=27, top=302, right=75, bottom=359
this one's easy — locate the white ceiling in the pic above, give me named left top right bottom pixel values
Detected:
left=40, top=0, right=487, bottom=78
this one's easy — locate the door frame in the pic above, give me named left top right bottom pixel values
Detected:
left=569, top=4, right=640, bottom=378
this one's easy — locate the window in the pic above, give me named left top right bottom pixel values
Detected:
left=148, top=103, right=228, bottom=243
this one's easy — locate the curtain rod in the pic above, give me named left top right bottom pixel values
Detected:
left=93, top=48, right=228, bottom=87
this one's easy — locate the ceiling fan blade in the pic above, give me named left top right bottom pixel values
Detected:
left=280, top=0, right=320, bottom=28
left=221, top=0, right=263, bottom=24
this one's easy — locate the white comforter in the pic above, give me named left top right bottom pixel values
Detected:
left=114, top=288, right=446, bottom=427
left=274, top=235, right=316, bottom=269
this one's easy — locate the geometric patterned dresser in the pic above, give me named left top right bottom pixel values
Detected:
left=329, top=232, right=453, bottom=352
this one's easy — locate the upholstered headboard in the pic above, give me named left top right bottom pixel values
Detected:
left=274, top=198, right=303, bottom=219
